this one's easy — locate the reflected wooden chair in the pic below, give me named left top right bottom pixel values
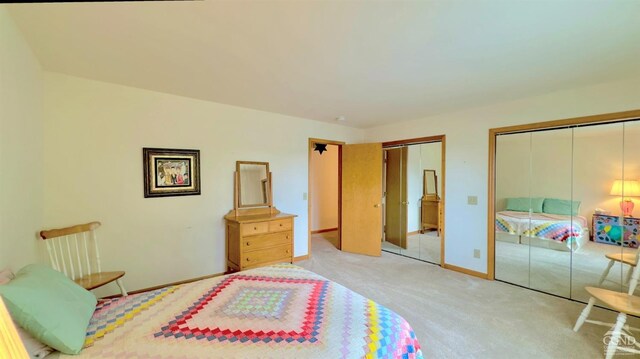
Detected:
left=39, top=221, right=127, bottom=296
left=574, top=256, right=640, bottom=359
left=598, top=248, right=638, bottom=288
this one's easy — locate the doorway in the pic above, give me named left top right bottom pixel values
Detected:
left=308, top=139, right=343, bottom=255
left=382, top=137, right=445, bottom=265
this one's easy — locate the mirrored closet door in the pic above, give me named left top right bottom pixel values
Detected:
left=494, top=119, right=640, bottom=304
left=382, top=141, right=443, bottom=264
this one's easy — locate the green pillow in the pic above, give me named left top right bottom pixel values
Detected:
left=0, top=264, right=96, bottom=354
left=505, top=197, right=544, bottom=213
left=543, top=198, right=581, bottom=216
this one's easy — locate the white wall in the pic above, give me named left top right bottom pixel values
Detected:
left=42, top=73, right=363, bottom=296
left=310, top=144, right=338, bottom=231
left=0, top=8, right=44, bottom=271
left=365, top=76, right=640, bottom=274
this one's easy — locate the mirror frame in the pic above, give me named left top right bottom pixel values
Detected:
left=423, top=169, right=438, bottom=197
left=236, top=161, right=271, bottom=208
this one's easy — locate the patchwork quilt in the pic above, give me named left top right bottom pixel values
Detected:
left=496, top=211, right=585, bottom=248
left=63, top=264, right=423, bottom=359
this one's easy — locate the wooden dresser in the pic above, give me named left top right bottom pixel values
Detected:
left=421, top=195, right=442, bottom=233
left=225, top=212, right=296, bottom=272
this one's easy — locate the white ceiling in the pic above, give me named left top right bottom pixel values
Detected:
left=8, top=1, right=640, bottom=128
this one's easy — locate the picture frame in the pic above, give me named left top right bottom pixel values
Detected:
left=143, top=147, right=201, bottom=198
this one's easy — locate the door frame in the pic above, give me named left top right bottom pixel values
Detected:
left=307, top=138, right=345, bottom=258
left=382, top=135, right=446, bottom=266
left=487, top=109, right=640, bottom=280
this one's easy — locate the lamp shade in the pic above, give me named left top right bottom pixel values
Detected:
left=610, top=180, right=640, bottom=197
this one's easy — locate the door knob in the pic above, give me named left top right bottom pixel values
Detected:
left=374, top=204, right=381, bottom=208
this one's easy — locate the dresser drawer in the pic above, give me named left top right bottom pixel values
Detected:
left=241, top=222, right=269, bottom=236
left=268, top=218, right=292, bottom=232
left=243, top=231, right=292, bottom=251
left=242, top=244, right=291, bottom=267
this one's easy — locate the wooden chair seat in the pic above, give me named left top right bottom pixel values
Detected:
left=605, top=252, right=637, bottom=266
left=585, top=286, right=640, bottom=316
left=74, top=271, right=125, bottom=291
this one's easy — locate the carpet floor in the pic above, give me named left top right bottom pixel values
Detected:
left=299, top=233, right=640, bottom=358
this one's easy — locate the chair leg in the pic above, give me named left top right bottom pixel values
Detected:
left=606, top=313, right=627, bottom=359
left=116, top=278, right=128, bottom=296
left=625, top=265, right=633, bottom=285
left=574, top=297, right=596, bottom=332
left=599, top=260, right=615, bottom=286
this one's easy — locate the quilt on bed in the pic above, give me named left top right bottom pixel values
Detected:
left=64, top=264, right=422, bottom=359
left=495, top=211, right=585, bottom=245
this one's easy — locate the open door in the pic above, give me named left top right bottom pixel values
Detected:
left=384, top=147, right=408, bottom=249
left=341, top=143, right=383, bottom=256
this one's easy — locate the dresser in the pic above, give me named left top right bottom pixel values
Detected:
left=225, top=213, right=296, bottom=272
left=421, top=195, right=442, bottom=233
left=592, top=213, right=640, bottom=248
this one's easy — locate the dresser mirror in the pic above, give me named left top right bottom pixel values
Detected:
left=237, top=161, right=271, bottom=208
left=424, top=169, right=438, bottom=198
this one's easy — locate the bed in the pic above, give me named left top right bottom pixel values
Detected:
left=495, top=211, right=588, bottom=251
left=53, top=263, right=423, bottom=359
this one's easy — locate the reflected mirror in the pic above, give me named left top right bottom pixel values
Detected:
left=423, top=170, right=438, bottom=197
left=237, top=161, right=270, bottom=207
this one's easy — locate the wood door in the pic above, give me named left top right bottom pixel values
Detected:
left=384, top=147, right=408, bottom=249
left=341, top=143, right=383, bottom=256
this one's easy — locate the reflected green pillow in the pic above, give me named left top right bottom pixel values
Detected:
left=543, top=198, right=581, bottom=216
left=505, top=197, right=544, bottom=213
left=0, top=264, right=96, bottom=354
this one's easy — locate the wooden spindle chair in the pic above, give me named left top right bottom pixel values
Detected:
left=574, top=256, right=640, bottom=358
left=39, top=221, right=127, bottom=296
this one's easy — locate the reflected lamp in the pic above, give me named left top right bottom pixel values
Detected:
left=610, top=179, right=640, bottom=217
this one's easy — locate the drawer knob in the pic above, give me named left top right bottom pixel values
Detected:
left=280, top=223, right=283, bottom=227
left=254, top=227, right=258, bottom=230
left=246, top=258, right=250, bottom=261
left=246, top=242, right=250, bottom=246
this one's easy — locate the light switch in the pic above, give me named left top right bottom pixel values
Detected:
left=474, top=249, right=481, bottom=258
left=468, top=196, right=478, bottom=205
left=303, top=192, right=308, bottom=200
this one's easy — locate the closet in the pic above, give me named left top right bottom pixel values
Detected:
left=382, top=140, right=444, bottom=265
left=492, top=116, right=640, bottom=303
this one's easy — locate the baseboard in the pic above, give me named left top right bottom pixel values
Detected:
left=101, top=272, right=224, bottom=299
left=311, top=227, right=338, bottom=234
left=293, top=255, right=309, bottom=262
left=407, top=230, right=420, bottom=236
left=443, top=263, right=489, bottom=279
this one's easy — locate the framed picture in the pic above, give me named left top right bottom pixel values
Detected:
left=143, top=148, right=201, bottom=198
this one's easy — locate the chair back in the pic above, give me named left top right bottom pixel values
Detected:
left=39, top=222, right=103, bottom=281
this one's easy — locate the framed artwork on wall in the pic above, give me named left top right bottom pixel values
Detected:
left=143, top=148, right=201, bottom=198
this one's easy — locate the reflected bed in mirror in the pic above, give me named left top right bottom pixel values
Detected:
left=237, top=161, right=270, bottom=208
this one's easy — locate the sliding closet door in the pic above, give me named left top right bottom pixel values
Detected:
left=528, top=129, right=572, bottom=298
left=495, top=133, right=532, bottom=287
left=384, top=147, right=408, bottom=249
left=571, top=123, right=625, bottom=302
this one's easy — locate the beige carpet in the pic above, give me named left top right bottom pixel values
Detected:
left=301, top=233, right=640, bottom=358
left=496, top=239, right=636, bottom=303
left=382, top=231, right=441, bottom=264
